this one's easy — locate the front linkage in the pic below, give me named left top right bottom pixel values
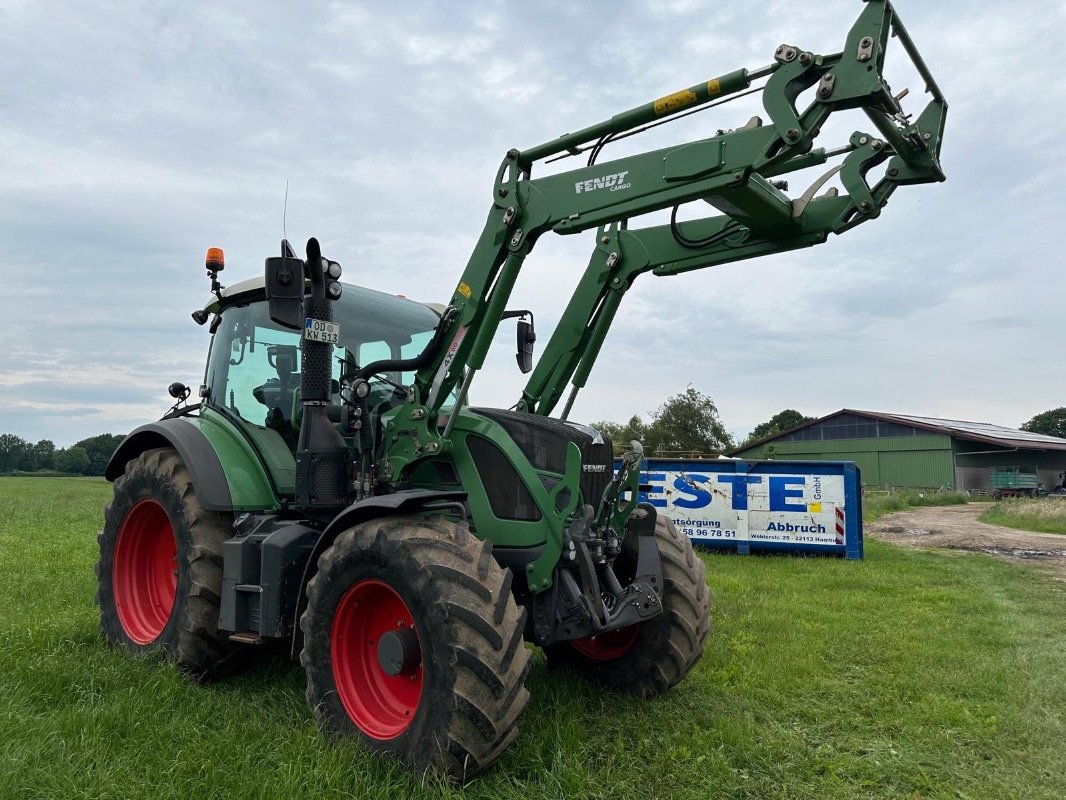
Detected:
left=528, top=442, right=658, bottom=646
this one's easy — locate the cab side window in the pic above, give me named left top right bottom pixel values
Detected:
left=206, top=305, right=305, bottom=448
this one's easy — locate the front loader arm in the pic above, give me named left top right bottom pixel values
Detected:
left=519, top=86, right=946, bottom=417
left=380, top=0, right=945, bottom=481
left=518, top=136, right=890, bottom=416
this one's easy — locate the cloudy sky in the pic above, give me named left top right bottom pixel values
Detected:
left=1, top=0, right=1063, bottom=448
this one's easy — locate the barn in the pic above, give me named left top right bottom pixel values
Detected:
left=729, top=410, right=1066, bottom=493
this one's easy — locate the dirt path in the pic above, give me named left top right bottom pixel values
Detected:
left=866, top=503, right=1066, bottom=578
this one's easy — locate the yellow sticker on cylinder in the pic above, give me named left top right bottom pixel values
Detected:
left=707, top=78, right=721, bottom=96
left=457, top=282, right=472, bottom=299
left=653, top=89, right=698, bottom=115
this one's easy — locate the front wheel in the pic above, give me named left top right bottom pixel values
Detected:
left=546, top=511, right=712, bottom=696
left=300, top=515, right=531, bottom=782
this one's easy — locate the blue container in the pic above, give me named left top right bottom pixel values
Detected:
left=617, top=458, right=863, bottom=559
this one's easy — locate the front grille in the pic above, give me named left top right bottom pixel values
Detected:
left=467, top=435, right=541, bottom=521
left=470, top=408, right=614, bottom=511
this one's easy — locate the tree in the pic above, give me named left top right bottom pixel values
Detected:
left=741, top=409, right=815, bottom=447
left=644, top=387, right=733, bottom=456
left=73, top=434, right=125, bottom=476
left=0, top=434, right=30, bottom=473
left=31, top=439, right=57, bottom=471
left=591, top=415, right=648, bottom=453
left=1021, top=407, right=1066, bottom=439
left=56, top=446, right=91, bottom=475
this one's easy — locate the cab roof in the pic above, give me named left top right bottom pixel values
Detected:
left=201, top=276, right=445, bottom=317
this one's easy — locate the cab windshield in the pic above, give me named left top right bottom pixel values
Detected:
left=204, top=286, right=444, bottom=445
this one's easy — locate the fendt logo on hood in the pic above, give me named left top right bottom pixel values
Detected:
left=574, top=170, right=630, bottom=194
left=582, top=464, right=607, bottom=473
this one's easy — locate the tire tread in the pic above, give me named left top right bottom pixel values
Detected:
left=96, top=447, right=244, bottom=682
left=300, top=514, right=530, bottom=782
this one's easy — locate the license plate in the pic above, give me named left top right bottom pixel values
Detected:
left=304, top=318, right=340, bottom=345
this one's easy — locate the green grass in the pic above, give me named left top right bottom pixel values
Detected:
left=862, top=488, right=970, bottom=523
left=2, top=477, right=1064, bottom=799
left=980, top=497, right=1066, bottom=535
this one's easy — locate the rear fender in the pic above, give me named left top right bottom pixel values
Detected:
left=105, top=417, right=278, bottom=512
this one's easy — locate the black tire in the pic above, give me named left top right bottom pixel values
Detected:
left=300, top=514, right=531, bottom=782
left=96, top=447, right=244, bottom=681
left=546, top=510, right=711, bottom=697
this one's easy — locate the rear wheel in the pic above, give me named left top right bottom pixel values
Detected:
left=546, top=511, right=711, bottom=696
left=96, top=447, right=244, bottom=681
left=301, top=514, right=531, bottom=782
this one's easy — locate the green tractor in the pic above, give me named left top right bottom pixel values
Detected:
left=97, top=0, right=945, bottom=780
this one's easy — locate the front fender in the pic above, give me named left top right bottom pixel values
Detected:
left=290, top=489, right=467, bottom=654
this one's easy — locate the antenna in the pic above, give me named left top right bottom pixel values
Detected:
left=283, top=180, right=289, bottom=241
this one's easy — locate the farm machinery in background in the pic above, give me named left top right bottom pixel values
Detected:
left=990, top=466, right=1043, bottom=499
left=97, top=0, right=946, bottom=781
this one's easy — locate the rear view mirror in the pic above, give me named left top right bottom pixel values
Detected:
left=265, top=242, right=304, bottom=330
left=502, top=309, right=536, bottom=374
left=516, top=317, right=536, bottom=374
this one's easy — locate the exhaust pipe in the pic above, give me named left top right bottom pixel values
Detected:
left=295, top=237, right=348, bottom=510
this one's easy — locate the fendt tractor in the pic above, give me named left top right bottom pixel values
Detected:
left=97, top=0, right=945, bottom=780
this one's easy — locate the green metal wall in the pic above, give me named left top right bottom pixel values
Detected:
left=734, top=434, right=955, bottom=488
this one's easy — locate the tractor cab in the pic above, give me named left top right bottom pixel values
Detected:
left=198, top=277, right=450, bottom=462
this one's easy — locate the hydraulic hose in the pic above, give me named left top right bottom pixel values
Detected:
left=352, top=307, right=457, bottom=382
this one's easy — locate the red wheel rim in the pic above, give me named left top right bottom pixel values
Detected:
left=112, top=498, right=178, bottom=645
left=331, top=579, right=423, bottom=740
left=571, top=625, right=640, bottom=661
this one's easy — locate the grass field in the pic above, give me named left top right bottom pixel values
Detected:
left=979, top=497, right=1066, bottom=535
left=2, top=477, right=1064, bottom=799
